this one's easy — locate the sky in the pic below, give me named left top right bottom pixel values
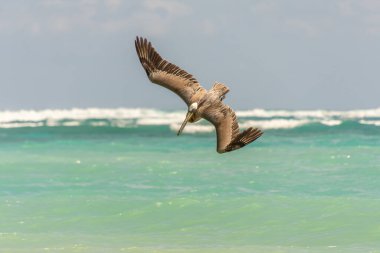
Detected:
left=1, top=0, right=380, bottom=110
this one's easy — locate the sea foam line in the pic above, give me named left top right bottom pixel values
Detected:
left=0, top=107, right=378, bottom=129
left=236, top=108, right=380, bottom=119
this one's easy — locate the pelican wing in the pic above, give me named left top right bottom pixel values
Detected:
left=135, top=36, right=206, bottom=106
left=201, top=102, right=263, bottom=153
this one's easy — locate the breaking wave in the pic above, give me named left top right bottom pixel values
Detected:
left=0, top=107, right=380, bottom=132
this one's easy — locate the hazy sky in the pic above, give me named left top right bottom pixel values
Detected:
left=1, top=0, right=380, bottom=110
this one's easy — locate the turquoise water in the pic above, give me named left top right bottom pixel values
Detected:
left=1, top=109, right=380, bottom=252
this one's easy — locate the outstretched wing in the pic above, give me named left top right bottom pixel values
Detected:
left=201, top=101, right=263, bottom=153
left=135, top=36, right=206, bottom=106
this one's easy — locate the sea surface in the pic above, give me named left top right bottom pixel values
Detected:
left=1, top=108, right=380, bottom=252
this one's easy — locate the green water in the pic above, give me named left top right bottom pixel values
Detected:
left=0, top=125, right=380, bottom=252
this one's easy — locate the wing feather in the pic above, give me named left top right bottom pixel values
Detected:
left=135, top=36, right=206, bottom=105
left=201, top=102, right=263, bottom=153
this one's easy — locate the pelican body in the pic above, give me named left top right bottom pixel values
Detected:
left=135, top=37, right=263, bottom=153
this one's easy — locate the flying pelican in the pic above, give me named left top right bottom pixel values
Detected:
left=135, top=37, right=263, bottom=153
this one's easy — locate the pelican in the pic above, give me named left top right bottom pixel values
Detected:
left=135, top=36, right=263, bottom=153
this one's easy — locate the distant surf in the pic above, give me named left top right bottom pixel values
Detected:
left=1, top=107, right=380, bottom=132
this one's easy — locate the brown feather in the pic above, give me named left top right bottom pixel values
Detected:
left=135, top=37, right=206, bottom=106
left=201, top=102, right=263, bottom=153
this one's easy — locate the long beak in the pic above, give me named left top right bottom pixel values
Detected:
left=177, top=112, right=193, bottom=136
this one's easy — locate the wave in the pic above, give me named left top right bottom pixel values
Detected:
left=0, top=107, right=380, bottom=131
left=359, top=120, right=380, bottom=126
left=235, top=108, right=380, bottom=119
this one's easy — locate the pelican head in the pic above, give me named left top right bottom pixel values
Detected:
left=177, top=102, right=198, bottom=136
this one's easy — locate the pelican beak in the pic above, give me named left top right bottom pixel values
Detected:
left=177, top=111, right=193, bottom=136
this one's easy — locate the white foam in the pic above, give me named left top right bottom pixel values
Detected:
left=61, top=121, right=81, bottom=127
left=0, top=107, right=379, bottom=129
left=344, top=108, right=380, bottom=118
left=236, top=109, right=340, bottom=118
left=0, top=122, right=44, bottom=128
left=236, top=108, right=380, bottom=119
left=359, top=120, right=380, bottom=126
left=0, top=108, right=166, bottom=122
left=89, top=121, right=108, bottom=127
left=170, top=123, right=213, bottom=133
left=240, top=119, right=310, bottom=130
left=320, top=120, right=342, bottom=126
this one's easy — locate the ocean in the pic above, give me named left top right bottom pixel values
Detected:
left=1, top=108, right=380, bottom=252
